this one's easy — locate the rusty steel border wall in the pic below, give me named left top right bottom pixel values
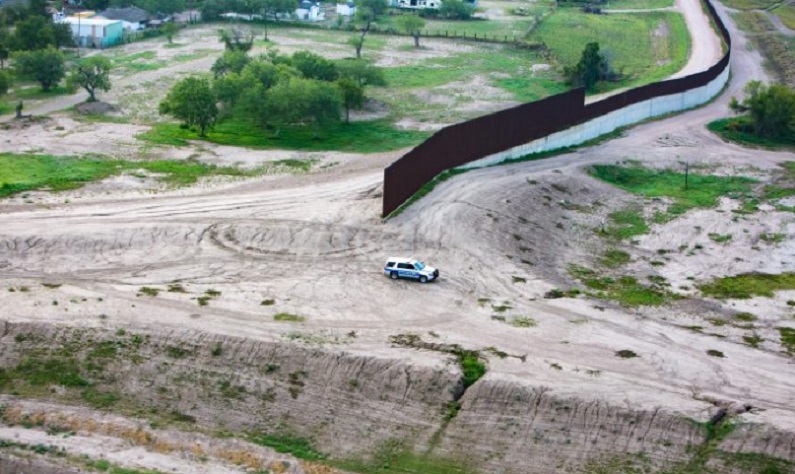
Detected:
left=382, top=0, right=731, bottom=216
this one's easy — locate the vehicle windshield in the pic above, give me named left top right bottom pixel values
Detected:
left=414, top=261, right=425, bottom=270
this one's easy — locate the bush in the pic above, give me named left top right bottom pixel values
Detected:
left=730, top=81, right=795, bottom=139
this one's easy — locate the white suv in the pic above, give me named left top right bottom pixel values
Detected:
left=384, top=257, right=439, bottom=283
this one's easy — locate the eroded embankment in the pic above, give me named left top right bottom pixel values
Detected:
left=1, top=321, right=793, bottom=474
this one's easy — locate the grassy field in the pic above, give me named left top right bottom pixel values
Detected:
left=772, top=3, right=795, bottom=30
left=731, top=11, right=795, bottom=84
left=0, top=153, right=264, bottom=197
left=139, top=117, right=429, bottom=153
left=603, top=0, right=674, bottom=8
left=698, top=273, right=795, bottom=299
left=590, top=164, right=756, bottom=217
left=528, top=10, right=689, bottom=91
left=720, top=0, right=779, bottom=9
left=708, top=117, right=795, bottom=150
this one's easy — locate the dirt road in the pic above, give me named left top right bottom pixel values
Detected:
left=1, top=2, right=795, bottom=471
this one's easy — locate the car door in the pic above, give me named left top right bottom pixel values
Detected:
left=397, top=263, right=417, bottom=279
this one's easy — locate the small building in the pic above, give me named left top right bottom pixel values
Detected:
left=96, top=7, right=150, bottom=31
left=62, top=17, right=123, bottom=48
left=395, top=0, right=441, bottom=9
left=335, top=1, right=356, bottom=16
left=295, top=0, right=324, bottom=21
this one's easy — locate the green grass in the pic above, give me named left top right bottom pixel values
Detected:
left=600, top=248, right=631, bottom=267
left=603, top=0, right=674, bottom=8
left=139, top=117, right=428, bottom=153
left=249, top=434, right=325, bottom=461
left=773, top=3, right=795, bottom=30
left=721, top=0, right=778, bottom=10
left=569, top=265, right=676, bottom=306
left=333, top=440, right=473, bottom=474
left=698, top=273, right=795, bottom=299
left=529, top=10, right=690, bottom=92
left=10, top=85, right=72, bottom=100
left=591, top=164, right=756, bottom=217
left=510, top=316, right=537, bottom=327
left=421, top=18, right=535, bottom=39
left=274, top=312, right=305, bottom=322
left=603, top=208, right=649, bottom=239
left=708, top=117, right=795, bottom=151
left=454, top=349, right=487, bottom=387
left=0, top=153, right=260, bottom=198
left=708, top=233, right=732, bottom=243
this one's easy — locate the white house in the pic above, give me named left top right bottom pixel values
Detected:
left=335, top=1, right=356, bottom=16
left=96, top=7, right=150, bottom=31
left=62, top=17, right=124, bottom=48
left=295, top=0, right=324, bottom=21
left=395, top=0, right=441, bottom=9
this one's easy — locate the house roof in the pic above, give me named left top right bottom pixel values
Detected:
left=97, top=6, right=149, bottom=22
left=299, top=0, right=317, bottom=8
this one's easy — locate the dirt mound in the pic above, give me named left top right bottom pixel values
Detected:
left=74, top=101, right=118, bottom=115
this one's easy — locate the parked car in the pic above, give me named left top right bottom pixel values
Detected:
left=384, top=257, right=439, bottom=283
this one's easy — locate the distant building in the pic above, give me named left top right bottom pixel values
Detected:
left=62, top=17, right=123, bottom=48
left=295, top=0, right=324, bottom=21
left=335, top=1, right=356, bottom=16
left=395, top=0, right=441, bottom=9
left=96, top=7, right=150, bottom=31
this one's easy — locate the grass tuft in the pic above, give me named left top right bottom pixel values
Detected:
left=698, top=273, right=795, bottom=299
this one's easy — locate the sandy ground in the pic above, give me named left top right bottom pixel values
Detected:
left=1, top=1, right=795, bottom=471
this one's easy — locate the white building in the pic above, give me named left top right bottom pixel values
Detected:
left=295, top=0, right=324, bottom=21
left=62, top=17, right=124, bottom=48
left=335, top=1, right=356, bottom=16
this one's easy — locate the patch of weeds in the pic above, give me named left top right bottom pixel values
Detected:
left=196, top=296, right=211, bottom=306
left=510, top=316, right=537, bottom=328
left=453, top=349, right=487, bottom=388
left=591, top=164, right=756, bottom=219
left=743, top=334, right=764, bottom=348
left=81, top=389, right=120, bottom=409
left=169, top=411, right=196, bottom=424
left=41, top=283, right=62, bottom=289
left=569, top=265, right=676, bottom=306
left=138, top=287, right=159, bottom=297
left=166, top=283, right=186, bottom=293
left=698, top=273, right=795, bottom=299
left=549, top=362, right=562, bottom=370
left=444, top=400, right=462, bottom=421
left=779, top=327, right=795, bottom=354
left=601, top=208, right=649, bottom=240
left=600, top=249, right=631, bottom=268
left=759, top=232, right=786, bottom=244
left=260, top=298, right=275, bottom=306
left=708, top=233, right=733, bottom=243
left=204, top=289, right=221, bottom=297
left=210, top=342, right=223, bottom=357
left=615, top=350, right=638, bottom=358
left=274, top=313, right=305, bottom=322
left=544, top=288, right=566, bottom=299
left=706, top=349, right=725, bottom=358
left=249, top=434, right=326, bottom=461
left=512, top=276, right=527, bottom=284
left=165, top=346, right=190, bottom=358
left=492, top=303, right=512, bottom=312
left=734, top=312, right=757, bottom=322
left=484, top=346, right=508, bottom=359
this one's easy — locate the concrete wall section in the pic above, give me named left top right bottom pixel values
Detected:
left=460, top=67, right=730, bottom=170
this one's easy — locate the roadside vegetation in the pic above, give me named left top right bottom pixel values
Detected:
left=730, top=11, right=795, bottom=85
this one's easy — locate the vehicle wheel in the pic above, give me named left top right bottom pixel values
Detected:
left=390, top=272, right=399, bottom=280
left=419, top=275, right=428, bottom=283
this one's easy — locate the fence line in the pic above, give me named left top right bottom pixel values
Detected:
left=382, top=0, right=732, bottom=216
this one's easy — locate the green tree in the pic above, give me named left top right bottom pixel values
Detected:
left=730, top=81, right=795, bottom=138
left=0, top=70, right=10, bottom=96
left=12, top=16, right=55, bottom=50
left=67, top=56, right=112, bottom=102
left=350, top=0, right=386, bottom=58
left=51, top=22, right=75, bottom=49
left=439, top=0, right=473, bottom=19
left=336, top=59, right=385, bottom=88
left=290, top=51, right=338, bottom=82
left=265, top=77, right=342, bottom=132
left=336, top=77, right=363, bottom=123
left=14, top=48, right=65, bottom=92
left=0, top=28, right=9, bottom=69
left=347, top=35, right=365, bottom=59
left=201, top=0, right=225, bottom=20
left=566, top=42, right=605, bottom=91
left=161, top=22, right=179, bottom=44
left=159, top=76, right=219, bottom=136
left=211, top=50, right=251, bottom=78
left=219, top=27, right=255, bottom=52
left=395, top=14, right=425, bottom=48
left=213, top=73, right=244, bottom=109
